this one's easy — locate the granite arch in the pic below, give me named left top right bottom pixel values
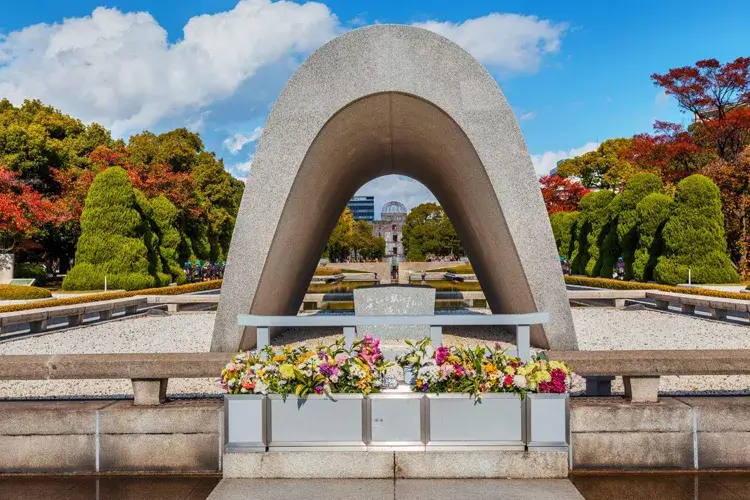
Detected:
left=212, top=24, right=577, bottom=351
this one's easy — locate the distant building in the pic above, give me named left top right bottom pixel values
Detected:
left=347, top=196, right=375, bottom=222
left=373, top=201, right=407, bottom=262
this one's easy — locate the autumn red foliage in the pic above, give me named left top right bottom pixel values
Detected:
left=539, top=175, right=591, bottom=214
left=652, top=57, right=750, bottom=161
left=0, top=167, right=67, bottom=250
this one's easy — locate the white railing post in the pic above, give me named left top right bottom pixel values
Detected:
left=343, top=326, right=356, bottom=348
left=516, top=325, right=530, bottom=363
left=257, top=327, right=270, bottom=359
left=429, top=326, right=443, bottom=346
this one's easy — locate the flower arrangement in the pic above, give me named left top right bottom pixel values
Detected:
left=220, top=335, right=392, bottom=398
left=396, top=339, right=573, bottom=399
left=520, top=352, right=573, bottom=394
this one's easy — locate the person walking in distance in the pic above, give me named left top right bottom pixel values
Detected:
left=421, top=270, right=426, bottom=285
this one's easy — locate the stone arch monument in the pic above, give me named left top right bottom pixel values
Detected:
left=212, top=24, right=577, bottom=352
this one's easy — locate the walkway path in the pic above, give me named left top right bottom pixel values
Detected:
left=207, top=479, right=585, bottom=500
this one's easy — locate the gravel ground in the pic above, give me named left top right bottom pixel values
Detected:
left=0, top=308, right=748, bottom=398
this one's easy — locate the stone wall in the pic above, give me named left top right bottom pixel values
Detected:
left=2, top=396, right=748, bottom=473
left=398, top=262, right=461, bottom=283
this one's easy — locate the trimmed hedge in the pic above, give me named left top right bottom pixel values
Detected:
left=633, top=193, right=673, bottom=282
left=63, top=167, right=159, bottom=291
left=314, top=266, right=343, bottom=276
left=654, top=175, right=739, bottom=285
left=565, top=275, right=750, bottom=301
left=0, top=284, right=53, bottom=300
left=0, top=280, right=221, bottom=313
left=432, top=264, right=475, bottom=274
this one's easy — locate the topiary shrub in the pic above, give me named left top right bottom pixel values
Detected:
left=633, top=193, right=673, bottom=282
left=62, top=167, right=159, bottom=291
left=609, top=173, right=663, bottom=279
left=150, top=195, right=186, bottom=285
left=548, top=211, right=578, bottom=258
left=577, top=190, right=616, bottom=277
left=654, top=175, right=739, bottom=285
left=314, top=266, right=343, bottom=276
left=0, top=284, right=52, bottom=300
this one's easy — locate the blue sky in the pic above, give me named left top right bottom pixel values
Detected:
left=1, top=0, right=748, bottom=214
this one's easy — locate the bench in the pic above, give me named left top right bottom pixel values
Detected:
left=0, top=296, right=147, bottom=333
left=146, top=294, right=219, bottom=312
left=646, top=291, right=749, bottom=320
left=1, top=349, right=749, bottom=406
left=567, top=289, right=649, bottom=309
left=0, top=352, right=229, bottom=405
left=548, top=349, right=750, bottom=402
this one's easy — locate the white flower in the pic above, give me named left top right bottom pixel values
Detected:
left=254, top=380, right=268, bottom=395
left=513, top=375, right=527, bottom=389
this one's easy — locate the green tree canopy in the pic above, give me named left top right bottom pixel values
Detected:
left=402, top=203, right=464, bottom=261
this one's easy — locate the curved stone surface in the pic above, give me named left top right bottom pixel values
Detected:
left=213, top=24, right=577, bottom=351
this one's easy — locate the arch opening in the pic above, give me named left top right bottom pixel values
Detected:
left=241, top=92, right=538, bottom=347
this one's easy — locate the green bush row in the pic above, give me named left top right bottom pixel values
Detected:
left=0, top=280, right=221, bottom=313
left=0, top=284, right=53, bottom=300
left=551, top=174, right=738, bottom=285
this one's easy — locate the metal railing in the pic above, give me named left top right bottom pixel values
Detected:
left=237, top=312, right=549, bottom=363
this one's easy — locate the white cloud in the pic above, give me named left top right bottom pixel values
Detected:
left=413, top=13, right=567, bottom=72
left=530, top=142, right=599, bottom=176
left=0, top=0, right=340, bottom=136
left=224, top=126, right=263, bottom=153
left=519, top=111, right=537, bottom=121
left=654, top=89, right=670, bottom=108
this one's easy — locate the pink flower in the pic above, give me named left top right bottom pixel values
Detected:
left=435, top=346, right=449, bottom=365
left=334, top=353, right=349, bottom=366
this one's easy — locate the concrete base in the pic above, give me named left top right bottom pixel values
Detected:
left=67, top=314, right=84, bottom=327
left=223, top=451, right=568, bottom=479
left=99, top=310, right=113, bottom=321
left=168, top=303, right=181, bottom=313
left=208, top=479, right=585, bottom=500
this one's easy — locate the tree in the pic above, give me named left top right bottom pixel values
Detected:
left=402, top=203, right=463, bottom=259
left=633, top=193, right=673, bottom=282
left=654, top=175, right=739, bottom=285
left=652, top=57, right=750, bottom=161
left=539, top=175, right=590, bottom=213
left=700, top=146, right=750, bottom=275
left=326, top=208, right=355, bottom=262
left=556, top=138, right=637, bottom=190
left=62, top=167, right=161, bottom=291
left=0, top=167, right=64, bottom=252
left=625, top=122, right=708, bottom=184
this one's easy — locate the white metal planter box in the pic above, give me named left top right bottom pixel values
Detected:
left=526, top=393, right=569, bottom=451
left=268, top=394, right=366, bottom=451
left=425, top=393, right=524, bottom=450
left=224, top=394, right=267, bottom=452
left=367, top=393, right=424, bottom=450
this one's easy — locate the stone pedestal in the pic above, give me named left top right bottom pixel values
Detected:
left=353, top=285, right=435, bottom=339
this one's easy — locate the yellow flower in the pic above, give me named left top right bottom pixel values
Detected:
left=549, top=361, right=569, bottom=373
left=484, top=363, right=498, bottom=375
left=279, top=364, right=295, bottom=379
left=296, top=352, right=315, bottom=364
left=503, top=365, right=515, bottom=375
left=272, top=354, right=286, bottom=363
